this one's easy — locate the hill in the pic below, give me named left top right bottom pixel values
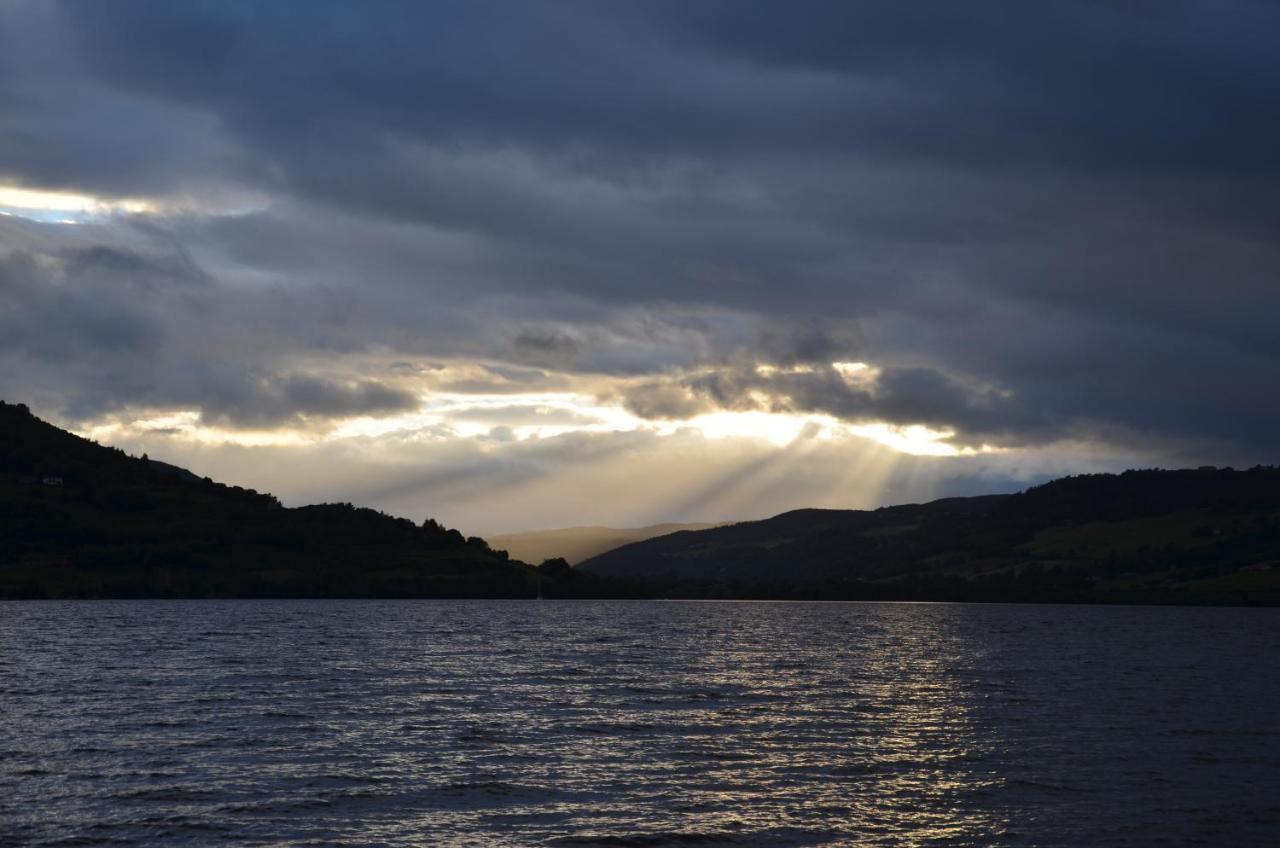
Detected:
left=489, top=522, right=726, bottom=566
left=0, top=401, right=537, bottom=598
left=8, top=400, right=1280, bottom=604
left=579, top=471, right=1280, bottom=605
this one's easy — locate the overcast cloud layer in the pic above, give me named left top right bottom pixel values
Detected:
left=2, top=1, right=1278, bottom=533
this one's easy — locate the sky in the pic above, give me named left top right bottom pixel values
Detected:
left=2, top=1, right=1279, bottom=535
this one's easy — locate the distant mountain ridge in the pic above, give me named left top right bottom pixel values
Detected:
left=490, top=522, right=727, bottom=566
left=579, top=470, right=1280, bottom=605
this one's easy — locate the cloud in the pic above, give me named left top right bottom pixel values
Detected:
left=621, top=380, right=716, bottom=421
left=0, top=248, right=166, bottom=361
left=0, top=234, right=422, bottom=428
left=618, top=361, right=1057, bottom=448
left=446, top=404, right=602, bottom=429
left=0, top=0, right=1278, bottom=527
left=196, top=374, right=419, bottom=429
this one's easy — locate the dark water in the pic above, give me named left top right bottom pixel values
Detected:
left=1, top=601, right=1277, bottom=846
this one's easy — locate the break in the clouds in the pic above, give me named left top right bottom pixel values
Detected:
left=2, top=1, right=1278, bottom=533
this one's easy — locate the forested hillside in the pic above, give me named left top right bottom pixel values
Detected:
left=581, top=468, right=1280, bottom=605
left=0, top=401, right=536, bottom=598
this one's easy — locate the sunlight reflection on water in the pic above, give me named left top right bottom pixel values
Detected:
left=1, top=600, right=1277, bottom=846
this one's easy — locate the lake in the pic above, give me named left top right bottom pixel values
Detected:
left=1, top=600, right=1277, bottom=846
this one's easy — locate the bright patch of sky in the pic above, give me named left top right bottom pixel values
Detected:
left=0, top=184, right=155, bottom=224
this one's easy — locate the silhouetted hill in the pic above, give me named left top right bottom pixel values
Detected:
left=490, top=522, right=727, bottom=566
left=580, top=470, right=1280, bottom=605
left=0, top=401, right=536, bottom=598
left=8, top=400, right=1280, bottom=604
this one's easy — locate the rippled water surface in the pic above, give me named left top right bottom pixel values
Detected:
left=1, top=600, right=1278, bottom=846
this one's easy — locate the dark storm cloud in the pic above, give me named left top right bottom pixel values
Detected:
left=621, top=381, right=715, bottom=421
left=53, top=1, right=1280, bottom=174
left=1, top=1, right=1278, bottom=462
left=622, top=361, right=1058, bottom=448
left=59, top=244, right=209, bottom=290
left=195, top=374, right=418, bottom=429
left=645, top=2, right=1280, bottom=172
left=512, top=328, right=583, bottom=367
left=0, top=249, right=165, bottom=361
left=0, top=237, right=419, bottom=428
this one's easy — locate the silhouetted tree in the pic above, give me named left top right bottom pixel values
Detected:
left=538, top=557, right=572, bottom=579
